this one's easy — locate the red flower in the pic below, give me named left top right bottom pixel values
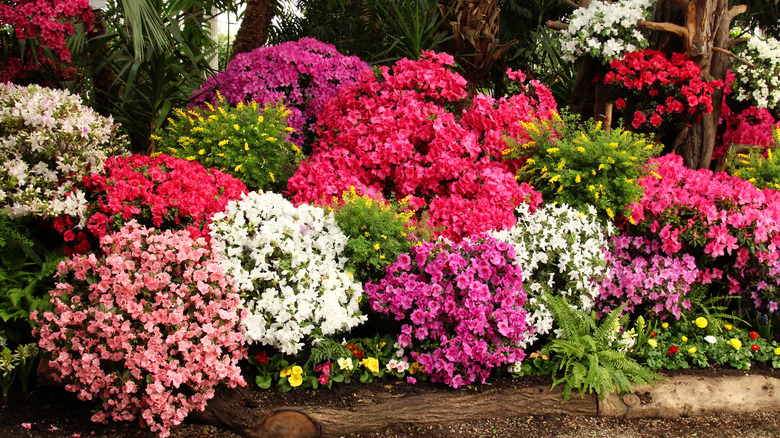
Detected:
left=751, top=344, right=760, bottom=351
left=255, top=351, right=269, bottom=365
left=749, top=331, right=759, bottom=340
left=650, top=332, right=657, bottom=338
left=668, top=345, right=679, bottom=355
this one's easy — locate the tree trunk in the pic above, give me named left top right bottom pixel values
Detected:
left=230, top=0, right=276, bottom=60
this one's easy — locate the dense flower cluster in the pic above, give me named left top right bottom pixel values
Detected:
left=209, top=191, right=365, bottom=356
left=559, top=0, right=653, bottom=63
left=604, top=50, right=724, bottom=130
left=288, top=52, right=552, bottom=240
left=191, top=37, right=369, bottom=148
left=33, top=221, right=247, bottom=437
left=367, top=234, right=533, bottom=388
left=717, top=106, right=780, bottom=159
left=597, top=234, right=702, bottom=319
left=64, top=154, right=247, bottom=254
left=0, top=0, right=93, bottom=82
left=0, top=83, right=128, bottom=223
left=153, top=94, right=300, bottom=192
left=626, top=154, right=780, bottom=313
left=732, top=36, right=780, bottom=112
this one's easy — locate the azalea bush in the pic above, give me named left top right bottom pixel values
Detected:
left=153, top=94, right=300, bottom=192
left=717, top=106, right=780, bottom=160
left=288, top=52, right=553, bottom=240
left=0, top=0, right=93, bottom=83
left=367, top=234, right=534, bottom=388
left=731, top=35, right=780, bottom=112
left=625, top=153, right=780, bottom=315
left=559, top=0, right=653, bottom=63
left=33, top=221, right=247, bottom=437
left=508, top=113, right=660, bottom=223
left=209, top=191, right=365, bottom=356
left=0, top=83, right=128, bottom=223
left=59, top=154, right=247, bottom=255
left=604, top=50, right=724, bottom=130
left=490, top=203, right=612, bottom=344
left=191, top=37, right=369, bottom=150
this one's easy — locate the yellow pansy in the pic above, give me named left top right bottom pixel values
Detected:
left=694, top=317, right=708, bottom=328
left=360, top=357, right=380, bottom=374
left=280, top=368, right=292, bottom=378
left=648, top=339, right=658, bottom=348
left=288, top=374, right=303, bottom=387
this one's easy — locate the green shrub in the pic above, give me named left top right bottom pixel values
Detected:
left=153, top=95, right=301, bottom=192
left=728, top=128, right=780, bottom=191
left=507, top=112, right=660, bottom=223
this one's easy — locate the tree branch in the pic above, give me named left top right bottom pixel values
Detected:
left=729, top=37, right=749, bottom=48
left=638, top=20, right=688, bottom=39
left=563, top=0, right=580, bottom=9
left=547, top=20, right=568, bottom=31
left=713, top=46, right=756, bottom=68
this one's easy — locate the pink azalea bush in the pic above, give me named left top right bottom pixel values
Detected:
left=366, top=234, right=533, bottom=388
left=287, top=51, right=552, bottom=240
left=58, top=154, right=247, bottom=255
left=191, top=37, right=369, bottom=149
left=623, top=153, right=780, bottom=313
left=714, top=106, right=780, bottom=159
left=33, top=221, right=247, bottom=437
left=604, top=50, right=724, bottom=130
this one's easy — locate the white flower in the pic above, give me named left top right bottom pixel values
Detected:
left=338, top=357, right=354, bottom=371
left=704, top=335, right=718, bottom=344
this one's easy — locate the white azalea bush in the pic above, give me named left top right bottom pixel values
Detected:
left=0, top=83, right=128, bottom=223
left=560, top=0, right=654, bottom=63
left=491, top=203, right=613, bottom=344
left=732, top=35, right=780, bottom=112
left=210, top=192, right=366, bottom=355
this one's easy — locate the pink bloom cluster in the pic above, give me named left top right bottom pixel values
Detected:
left=366, top=234, right=533, bottom=388
left=625, top=153, right=780, bottom=312
left=288, top=51, right=552, bottom=240
left=191, top=37, right=369, bottom=148
left=714, top=106, right=780, bottom=159
left=598, top=234, right=700, bottom=319
left=0, top=0, right=93, bottom=82
left=33, top=221, right=247, bottom=437
left=62, top=154, right=247, bottom=254
left=604, top=50, right=723, bottom=130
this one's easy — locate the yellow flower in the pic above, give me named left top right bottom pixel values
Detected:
left=381, top=235, right=387, bottom=239
left=661, top=322, right=669, bottom=329
left=269, top=172, right=275, bottom=182
left=235, top=164, right=243, bottom=172
left=374, top=243, right=380, bottom=250
left=360, top=357, right=379, bottom=374
left=257, top=115, right=264, bottom=124
left=280, top=368, right=292, bottom=378
left=694, top=317, right=708, bottom=328
left=285, top=127, right=295, bottom=132
left=727, top=338, right=742, bottom=350
left=244, top=142, right=249, bottom=151
left=648, top=339, right=658, bottom=348
left=598, top=163, right=605, bottom=170
left=575, top=175, right=581, bottom=183
left=724, top=324, right=733, bottom=331
left=549, top=174, right=561, bottom=183
left=588, top=185, right=595, bottom=192
left=233, top=124, right=240, bottom=130
left=288, top=374, right=303, bottom=387
left=577, top=146, right=586, bottom=153
left=688, top=347, right=697, bottom=354
left=291, top=366, right=303, bottom=375
left=547, top=148, right=559, bottom=154
left=266, top=137, right=276, bottom=142
left=774, top=347, right=780, bottom=356
left=198, top=149, right=206, bottom=155
left=186, top=156, right=196, bottom=161
left=681, top=336, right=688, bottom=342
left=364, top=231, right=370, bottom=237
left=608, top=142, right=619, bottom=148
left=557, top=185, right=564, bottom=193
left=606, top=208, right=614, bottom=219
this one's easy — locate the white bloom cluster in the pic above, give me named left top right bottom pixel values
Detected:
left=733, top=36, right=780, bottom=111
left=210, top=192, right=366, bottom=355
left=0, top=83, right=128, bottom=224
left=491, top=203, right=612, bottom=339
left=560, top=0, right=654, bottom=63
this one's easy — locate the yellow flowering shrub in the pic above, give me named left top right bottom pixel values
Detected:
left=728, top=128, right=780, bottom=191
left=506, top=111, right=661, bottom=224
left=152, top=93, right=300, bottom=192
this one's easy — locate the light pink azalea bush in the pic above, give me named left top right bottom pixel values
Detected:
left=33, top=221, right=247, bottom=437
left=366, top=234, right=533, bottom=388
left=191, top=37, right=369, bottom=149
left=287, top=51, right=553, bottom=240
left=619, top=153, right=780, bottom=314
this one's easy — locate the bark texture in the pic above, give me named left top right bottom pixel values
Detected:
left=229, top=0, right=276, bottom=60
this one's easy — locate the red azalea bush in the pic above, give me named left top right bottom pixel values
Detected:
left=623, top=153, right=780, bottom=314
left=33, top=221, right=247, bottom=437
left=191, top=37, right=369, bottom=149
left=0, top=0, right=93, bottom=82
left=604, top=50, right=724, bottom=130
left=714, top=106, right=780, bottom=159
left=366, top=234, right=533, bottom=388
left=287, top=51, right=552, bottom=240
left=56, top=154, right=247, bottom=254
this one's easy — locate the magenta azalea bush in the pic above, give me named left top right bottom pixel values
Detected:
left=57, top=154, right=247, bottom=255
left=366, top=234, right=533, bottom=388
left=715, top=105, right=780, bottom=159
left=191, top=37, right=369, bottom=148
left=623, top=153, right=780, bottom=314
left=288, top=52, right=553, bottom=240
left=33, top=221, right=247, bottom=437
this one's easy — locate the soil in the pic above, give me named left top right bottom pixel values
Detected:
left=2, top=366, right=780, bottom=438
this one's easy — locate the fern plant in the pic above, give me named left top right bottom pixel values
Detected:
left=542, top=293, right=663, bottom=401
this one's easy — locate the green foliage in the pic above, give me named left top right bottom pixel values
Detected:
left=0, top=332, right=39, bottom=395
left=542, top=293, right=662, bottom=401
left=508, top=111, right=661, bottom=223
left=372, top=0, right=451, bottom=64
left=154, top=97, right=301, bottom=192
left=331, top=188, right=430, bottom=285
left=728, top=132, right=780, bottom=191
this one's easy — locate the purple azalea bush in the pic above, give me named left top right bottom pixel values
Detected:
left=191, top=37, right=369, bottom=148
left=366, top=234, right=533, bottom=388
